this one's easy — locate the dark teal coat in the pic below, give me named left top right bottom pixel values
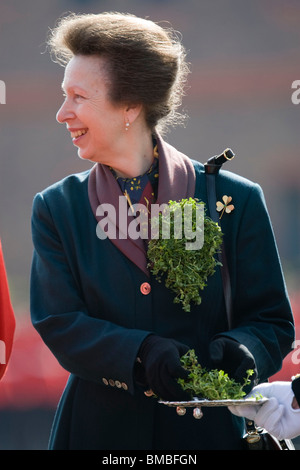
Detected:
left=30, top=157, right=294, bottom=450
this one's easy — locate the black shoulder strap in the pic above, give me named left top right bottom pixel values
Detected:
left=204, top=148, right=235, bottom=330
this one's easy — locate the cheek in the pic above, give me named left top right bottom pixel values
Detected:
left=94, top=116, right=124, bottom=138
left=84, top=101, right=125, bottom=137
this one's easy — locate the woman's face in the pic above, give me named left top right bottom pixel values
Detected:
left=57, top=55, right=127, bottom=163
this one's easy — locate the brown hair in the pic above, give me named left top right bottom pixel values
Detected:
left=48, top=12, right=190, bottom=133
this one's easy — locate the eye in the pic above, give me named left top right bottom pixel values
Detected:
left=74, top=94, right=85, bottom=100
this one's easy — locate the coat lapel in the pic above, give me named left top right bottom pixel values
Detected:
left=88, top=134, right=196, bottom=276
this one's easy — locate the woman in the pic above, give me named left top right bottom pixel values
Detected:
left=30, top=12, right=294, bottom=450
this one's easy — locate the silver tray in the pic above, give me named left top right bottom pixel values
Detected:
left=159, top=397, right=268, bottom=407
left=159, top=397, right=268, bottom=419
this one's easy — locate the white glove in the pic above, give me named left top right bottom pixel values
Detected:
left=229, top=381, right=300, bottom=441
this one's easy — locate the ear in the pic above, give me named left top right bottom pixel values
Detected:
left=124, top=103, right=143, bottom=125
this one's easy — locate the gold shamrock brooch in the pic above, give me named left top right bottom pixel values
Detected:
left=216, top=195, right=235, bottom=219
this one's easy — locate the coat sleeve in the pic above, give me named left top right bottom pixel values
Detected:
left=221, top=182, right=294, bottom=381
left=0, top=241, right=16, bottom=379
left=30, top=192, right=150, bottom=392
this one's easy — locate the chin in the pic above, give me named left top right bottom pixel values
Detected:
left=77, top=149, right=94, bottom=162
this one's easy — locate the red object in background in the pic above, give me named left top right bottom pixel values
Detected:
left=0, top=316, right=68, bottom=409
left=270, top=292, right=300, bottom=383
left=0, top=241, right=16, bottom=380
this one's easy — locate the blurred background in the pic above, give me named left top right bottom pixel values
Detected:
left=0, top=0, right=299, bottom=449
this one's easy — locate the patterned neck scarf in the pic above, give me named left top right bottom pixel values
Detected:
left=87, top=133, right=196, bottom=276
left=110, top=144, right=159, bottom=211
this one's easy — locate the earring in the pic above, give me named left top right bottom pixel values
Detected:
left=125, top=120, right=130, bottom=131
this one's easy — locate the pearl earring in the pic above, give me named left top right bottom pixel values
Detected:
left=125, top=121, right=130, bottom=131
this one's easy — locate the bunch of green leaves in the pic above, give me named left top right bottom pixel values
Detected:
left=147, top=198, right=223, bottom=312
left=178, top=349, right=254, bottom=400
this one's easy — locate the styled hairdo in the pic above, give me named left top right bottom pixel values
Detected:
left=48, top=12, right=190, bottom=133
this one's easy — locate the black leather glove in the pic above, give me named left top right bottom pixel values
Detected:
left=137, top=335, right=191, bottom=401
left=209, top=336, right=258, bottom=391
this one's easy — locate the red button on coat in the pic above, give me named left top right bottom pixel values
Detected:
left=140, top=282, right=151, bottom=295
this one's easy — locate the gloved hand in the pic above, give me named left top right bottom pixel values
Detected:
left=229, top=381, right=300, bottom=440
left=209, top=336, right=257, bottom=391
left=137, top=335, right=191, bottom=401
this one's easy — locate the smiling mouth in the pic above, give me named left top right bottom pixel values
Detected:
left=70, top=129, right=88, bottom=139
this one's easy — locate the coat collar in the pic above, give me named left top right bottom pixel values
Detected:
left=88, top=134, right=196, bottom=276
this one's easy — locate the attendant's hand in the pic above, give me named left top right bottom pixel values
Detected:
left=229, top=381, right=300, bottom=441
left=209, top=336, right=257, bottom=391
left=137, top=335, right=191, bottom=401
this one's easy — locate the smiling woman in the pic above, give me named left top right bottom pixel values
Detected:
left=49, top=12, right=189, bottom=133
left=30, top=11, right=294, bottom=451
left=57, top=55, right=133, bottom=168
left=51, top=13, right=189, bottom=177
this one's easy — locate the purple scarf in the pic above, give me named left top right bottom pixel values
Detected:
left=88, top=134, right=196, bottom=276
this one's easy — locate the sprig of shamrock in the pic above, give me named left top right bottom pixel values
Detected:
left=178, top=349, right=254, bottom=400
left=147, top=198, right=223, bottom=312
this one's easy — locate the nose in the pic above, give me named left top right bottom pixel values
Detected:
left=56, top=99, right=76, bottom=124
